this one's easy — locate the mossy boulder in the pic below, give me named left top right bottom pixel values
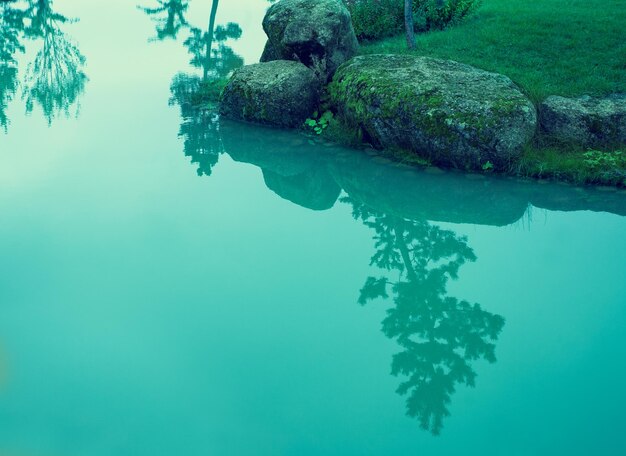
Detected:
left=539, top=94, right=626, bottom=148
left=329, top=55, right=537, bottom=170
left=220, top=60, right=321, bottom=128
left=261, top=0, right=358, bottom=80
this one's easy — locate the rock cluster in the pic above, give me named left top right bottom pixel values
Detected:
left=220, top=0, right=357, bottom=127
left=219, top=0, right=624, bottom=172
left=539, top=94, right=626, bottom=148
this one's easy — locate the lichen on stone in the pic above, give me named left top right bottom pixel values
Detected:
left=328, top=54, right=537, bottom=170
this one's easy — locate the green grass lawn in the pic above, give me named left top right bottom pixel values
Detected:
left=360, top=0, right=626, bottom=103
left=353, top=0, right=626, bottom=186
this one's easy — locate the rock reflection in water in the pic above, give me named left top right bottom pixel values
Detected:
left=217, top=120, right=626, bottom=222
left=190, top=119, right=626, bottom=433
left=219, top=120, right=509, bottom=434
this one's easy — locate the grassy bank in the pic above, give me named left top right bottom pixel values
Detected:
left=320, top=118, right=626, bottom=187
left=360, top=0, right=626, bottom=103
left=348, top=0, right=626, bottom=186
left=515, top=147, right=626, bottom=187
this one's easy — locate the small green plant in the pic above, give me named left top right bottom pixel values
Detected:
left=517, top=146, right=626, bottom=187
left=582, top=150, right=625, bottom=169
left=304, top=110, right=334, bottom=135
left=481, top=160, right=494, bottom=171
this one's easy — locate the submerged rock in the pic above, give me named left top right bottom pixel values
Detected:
left=219, top=60, right=321, bottom=128
left=329, top=55, right=537, bottom=171
left=261, top=0, right=358, bottom=80
left=539, top=94, right=626, bottom=148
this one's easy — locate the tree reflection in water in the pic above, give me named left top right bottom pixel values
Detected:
left=0, top=65, right=17, bottom=131
left=1, top=2, right=23, bottom=129
left=169, top=73, right=223, bottom=176
left=141, top=0, right=243, bottom=176
left=140, top=0, right=189, bottom=40
left=0, top=0, right=87, bottom=128
left=139, top=2, right=508, bottom=434
left=346, top=196, right=505, bottom=435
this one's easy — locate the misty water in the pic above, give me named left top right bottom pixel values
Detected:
left=1, top=1, right=625, bottom=454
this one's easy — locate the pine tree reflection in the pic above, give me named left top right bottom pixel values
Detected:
left=1, top=1, right=23, bottom=130
left=0, top=65, right=17, bottom=131
left=184, top=20, right=242, bottom=81
left=0, top=0, right=86, bottom=128
left=347, top=196, right=505, bottom=435
left=169, top=73, right=223, bottom=176
left=22, top=2, right=87, bottom=124
left=139, top=0, right=190, bottom=40
left=0, top=3, right=24, bottom=63
left=142, top=0, right=243, bottom=176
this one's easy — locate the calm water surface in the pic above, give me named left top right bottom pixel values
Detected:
left=1, top=1, right=626, bottom=454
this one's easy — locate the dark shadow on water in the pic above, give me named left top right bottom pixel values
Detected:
left=0, top=0, right=87, bottom=130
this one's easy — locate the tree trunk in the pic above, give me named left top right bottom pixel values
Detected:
left=204, top=0, right=220, bottom=80
left=395, top=228, right=418, bottom=282
left=404, top=0, right=415, bottom=49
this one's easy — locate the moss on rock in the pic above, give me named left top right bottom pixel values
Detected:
left=220, top=60, right=321, bottom=128
left=261, top=0, right=358, bottom=80
left=539, top=94, right=626, bottom=149
left=328, top=54, right=537, bottom=171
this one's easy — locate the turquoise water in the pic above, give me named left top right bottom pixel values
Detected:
left=1, top=1, right=626, bottom=454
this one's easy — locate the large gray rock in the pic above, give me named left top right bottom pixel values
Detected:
left=329, top=55, right=537, bottom=170
left=539, top=94, right=626, bottom=148
left=220, top=60, right=321, bottom=128
left=261, top=0, right=358, bottom=80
